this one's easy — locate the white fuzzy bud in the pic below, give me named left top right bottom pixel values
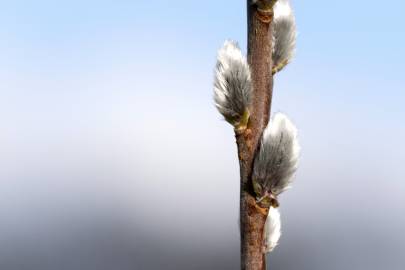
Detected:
left=272, top=0, right=296, bottom=74
left=252, top=113, right=300, bottom=198
left=264, top=206, right=281, bottom=253
left=214, top=40, right=252, bottom=128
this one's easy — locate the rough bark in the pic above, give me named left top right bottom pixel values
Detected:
left=238, top=2, right=274, bottom=270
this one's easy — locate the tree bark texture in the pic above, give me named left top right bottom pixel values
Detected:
left=238, top=2, right=274, bottom=270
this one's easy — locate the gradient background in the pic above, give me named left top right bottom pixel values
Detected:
left=1, top=1, right=405, bottom=269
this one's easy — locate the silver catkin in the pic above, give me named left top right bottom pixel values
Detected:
left=214, top=40, right=252, bottom=126
left=252, top=113, right=300, bottom=196
left=264, top=206, right=281, bottom=253
left=272, top=0, right=296, bottom=74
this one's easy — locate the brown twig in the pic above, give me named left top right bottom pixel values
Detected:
left=238, top=1, right=275, bottom=270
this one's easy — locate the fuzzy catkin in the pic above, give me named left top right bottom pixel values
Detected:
left=264, top=206, right=281, bottom=253
left=252, top=113, right=300, bottom=197
left=272, top=0, right=296, bottom=74
left=213, top=41, right=252, bottom=126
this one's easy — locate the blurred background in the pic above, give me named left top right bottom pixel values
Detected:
left=1, top=0, right=405, bottom=269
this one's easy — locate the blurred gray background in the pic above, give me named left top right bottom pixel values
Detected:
left=1, top=0, right=405, bottom=269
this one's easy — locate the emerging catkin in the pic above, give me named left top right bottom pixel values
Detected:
left=264, top=206, right=281, bottom=253
left=252, top=113, right=300, bottom=199
left=272, top=0, right=296, bottom=74
left=213, top=40, right=252, bottom=128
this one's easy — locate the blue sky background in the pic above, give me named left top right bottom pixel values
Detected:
left=0, top=1, right=405, bottom=270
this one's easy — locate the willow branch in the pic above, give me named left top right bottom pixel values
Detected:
left=212, top=1, right=298, bottom=269
left=238, top=1, right=275, bottom=270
